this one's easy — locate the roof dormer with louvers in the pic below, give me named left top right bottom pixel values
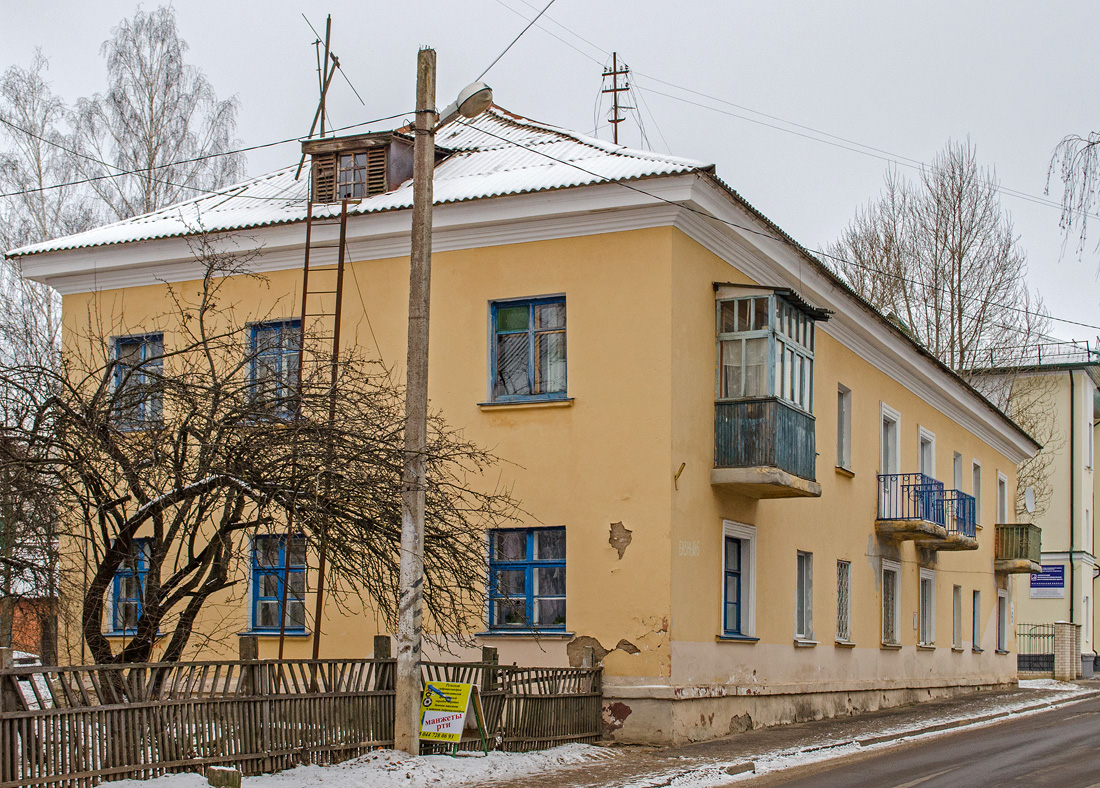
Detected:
left=301, top=132, right=418, bottom=202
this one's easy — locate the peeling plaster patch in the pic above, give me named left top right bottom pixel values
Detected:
left=567, top=636, right=609, bottom=667
left=609, top=521, right=633, bottom=559
left=602, top=701, right=632, bottom=734
left=615, top=639, right=640, bottom=655
left=728, top=713, right=753, bottom=734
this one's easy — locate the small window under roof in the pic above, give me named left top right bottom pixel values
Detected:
left=302, top=132, right=413, bottom=204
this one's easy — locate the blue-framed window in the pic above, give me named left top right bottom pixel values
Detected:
left=250, top=320, right=301, bottom=416
left=723, top=536, right=743, bottom=635
left=251, top=535, right=307, bottom=632
left=491, top=298, right=566, bottom=402
left=111, top=539, right=151, bottom=633
left=114, top=334, right=164, bottom=427
left=488, top=528, right=566, bottom=631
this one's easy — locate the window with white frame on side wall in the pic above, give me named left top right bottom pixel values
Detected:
left=795, top=551, right=814, bottom=642
left=997, top=472, right=1009, bottom=523
left=836, top=560, right=852, bottom=643
left=722, top=521, right=757, bottom=639
left=997, top=589, right=1009, bottom=652
left=919, top=568, right=936, bottom=646
left=972, top=462, right=983, bottom=525
left=836, top=385, right=852, bottom=470
left=972, top=589, right=982, bottom=651
left=952, top=585, right=963, bottom=649
left=882, top=559, right=901, bottom=646
left=918, top=427, right=936, bottom=479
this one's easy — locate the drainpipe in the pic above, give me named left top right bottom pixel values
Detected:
left=1070, top=370, right=1076, bottom=627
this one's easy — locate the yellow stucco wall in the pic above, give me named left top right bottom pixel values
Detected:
left=56, top=224, right=1022, bottom=699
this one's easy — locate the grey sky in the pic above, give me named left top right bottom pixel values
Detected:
left=3, top=0, right=1098, bottom=337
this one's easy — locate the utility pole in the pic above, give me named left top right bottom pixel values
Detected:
left=394, top=46, right=437, bottom=756
left=601, top=52, right=631, bottom=145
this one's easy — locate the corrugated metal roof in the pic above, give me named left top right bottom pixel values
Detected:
left=6, top=107, right=708, bottom=258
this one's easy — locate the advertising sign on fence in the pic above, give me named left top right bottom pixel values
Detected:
left=419, top=681, right=486, bottom=746
left=1030, top=564, right=1065, bottom=598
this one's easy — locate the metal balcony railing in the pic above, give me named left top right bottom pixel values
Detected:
left=996, top=523, right=1042, bottom=564
left=878, top=473, right=945, bottom=526
left=943, top=489, right=977, bottom=539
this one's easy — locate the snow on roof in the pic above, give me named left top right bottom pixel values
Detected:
left=6, top=107, right=708, bottom=258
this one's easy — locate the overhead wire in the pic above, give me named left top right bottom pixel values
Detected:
left=476, top=0, right=558, bottom=82
left=452, top=116, right=1100, bottom=335
left=0, top=112, right=414, bottom=200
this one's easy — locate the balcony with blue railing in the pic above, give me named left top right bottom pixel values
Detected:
left=876, top=473, right=978, bottom=550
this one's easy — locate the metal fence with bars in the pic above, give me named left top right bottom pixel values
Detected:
left=1015, top=622, right=1056, bottom=674
left=0, top=656, right=602, bottom=788
left=878, top=473, right=945, bottom=525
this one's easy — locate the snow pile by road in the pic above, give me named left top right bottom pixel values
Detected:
left=1018, top=679, right=1084, bottom=692
left=107, top=744, right=614, bottom=788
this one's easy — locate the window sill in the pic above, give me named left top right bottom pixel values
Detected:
left=793, top=638, right=818, bottom=648
left=881, top=642, right=903, bottom=650
left=835, top=466, right=855, bottom=478
left=834, top=639, right=856, bottom=648
left=238, top=630, right=311, bottom=638
left=478, top=398, right=574, bottom=411
left=972, top=647, right=984, bottom=654
left=995, top=649, right=1010, bottom=655
left=917, top=643, right=936, bottom=651
left=717, top=634, right=759, bottom=643
left=476, top=631, right=574, bottom=639
left=952, top=647, right=965, bottom=653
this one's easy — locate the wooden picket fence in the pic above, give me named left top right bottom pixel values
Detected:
left=0, top=657, right=602, bottom=787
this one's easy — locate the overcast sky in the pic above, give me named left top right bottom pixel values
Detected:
left=3, top=0, right=1098, bottom=339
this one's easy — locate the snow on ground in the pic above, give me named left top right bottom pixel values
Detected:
left=1018, top=679, right=1083, bottom=691
left=106, top=744, right=613, bottom=788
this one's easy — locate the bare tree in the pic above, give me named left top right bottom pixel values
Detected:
left=0, top=238, right=518, bottom=665
left=72, top=6, right=244, bottom=221
left=828, top=139, right=1057, bottom=515
left=829, top=139, right=1048, bottom=374
left=1048, top=131, right=1100, bottom=260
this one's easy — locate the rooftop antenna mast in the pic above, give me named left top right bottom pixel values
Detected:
left=601, top=52, right=632, bottom=145
left=295, top=15, right=340, bottom=179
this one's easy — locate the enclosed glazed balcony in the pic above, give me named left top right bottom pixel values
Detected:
left=876, top=474, right=978, bottom=550
left=995, top=523, right=1042, bottom=574
left=712, top=398, right=819, bottom=498
left=710, top=286, right=829, bottom=499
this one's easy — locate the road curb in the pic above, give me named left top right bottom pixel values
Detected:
left=853, top=689, right=1100, bottom=748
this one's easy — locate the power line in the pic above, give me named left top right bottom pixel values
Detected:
left=0, top=112, right=413, bottom=200
left=476, top=0, right=558, bottom=82
left=453, top=117, right=1100, bottom=335
left=486, top=1, right=1100, bottom=225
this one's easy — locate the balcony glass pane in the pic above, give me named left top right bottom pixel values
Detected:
left=745, top=338, right=769, bottom=396
left=738, top=300, right=751, bottom=332
left=721, top=301, right=739, bottom=334
left=720, top=340, right=743, bottom=398
left=752, top=297, right=769, bottom=330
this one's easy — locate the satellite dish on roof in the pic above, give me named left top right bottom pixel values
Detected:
left=1024, top=486, right=1035, bottom=515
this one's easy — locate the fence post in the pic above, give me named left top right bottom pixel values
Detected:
left=481, top=646, right=498, bottom=694
left=1, top=647, right=16, bottom=782
left=373, top=635, right=391, bottom=659
left=1054, top=621, right=1076, bottom=681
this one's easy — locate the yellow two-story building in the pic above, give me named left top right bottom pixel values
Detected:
left=8, top=106, right=1040, bottom=744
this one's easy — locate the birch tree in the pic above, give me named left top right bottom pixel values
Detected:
left=72, top=5, right=244, bottom=221
left=1048, top=131, right=1100, bottom=261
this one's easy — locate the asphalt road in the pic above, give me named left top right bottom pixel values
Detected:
left=747, top=694, right=1100, bottom=788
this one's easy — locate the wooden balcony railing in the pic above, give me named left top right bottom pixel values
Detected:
left=714, top=398, right=816, bottom=482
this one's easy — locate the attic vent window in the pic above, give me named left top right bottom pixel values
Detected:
left=311, top=146, right=386, bottom=203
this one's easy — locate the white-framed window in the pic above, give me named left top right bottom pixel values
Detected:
left=952, top=585, right=963, bottom=649
left=972, top=590, right=982, bottom=651
left=882, top=559, right=901, bottom=645
left=722, top=521, right=756, bottom=638
left=1088, top=423, right=1094, bottom=470
left=997, top=589, right=1008, bottom=652
left=918, top=427, right=936, bottom=479
left=972, top=462, right=982, bottom=525
left=795, top=551, right=814, bottom=640
left=953, top=452, right=963, bottom=490
left=836, top=560, right=852, bottom=642
left=919, top=568, right=935, bottom=646
left=837, top=384, right=852, bottom=470
left=881, top=404, right=901, bottom=475
left=997, top=472, right=1008, bottom=523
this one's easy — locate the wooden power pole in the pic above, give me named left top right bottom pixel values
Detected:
left=394, top=46, right=437, bottom=756
left=602, top=52, right=631, bottom=145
